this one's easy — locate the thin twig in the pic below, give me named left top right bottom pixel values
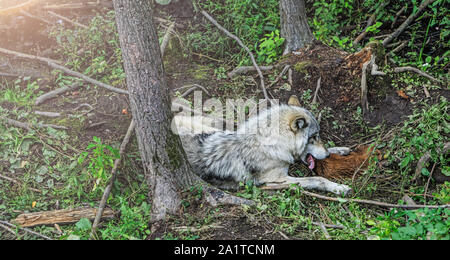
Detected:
left=201, top=10, right=269, bottom=101
left=423, top=162, right=437, bottom=205
left=360, top=58, right=371, bottom=114
left=0, top=220, right=52, bottom=240
left=160, top=22, right=175, bottom=57
left=0, top=223, right=17, bottom=237
left=318, top=221, right=331, bottom=239
left=0, top=0, right=38, bottom=15
left=19, top=10, right=53, bottom=25
left=312, top=77, right=322, bottom=104
left=391, top=6, right=407, bottom=29
left=383, top=0, right=437, bottom=46
left=268, top=65, right=290, bottom=89
left=90, top=120, right=136, bottom=239
left=47, top=11, right=89, bottom=29
left=353, top=14, right=375, bottom=45
left=0, top=174, right=42, bottom=193
left=393, top=66, right=441, bottom=83
left=227, top=66, right=274, bottom=78
left=0, top=47, right=128, bottom=95
left=261, top=186, right=450, bottom=209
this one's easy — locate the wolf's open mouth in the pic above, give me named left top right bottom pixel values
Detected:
left=307, top=154, right=315, bottom=170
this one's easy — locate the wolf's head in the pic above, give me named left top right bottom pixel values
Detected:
left=287, top=95, right=329, bottom=170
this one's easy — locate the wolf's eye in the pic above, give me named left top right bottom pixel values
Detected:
left=309, top=135, right=318, bottom=142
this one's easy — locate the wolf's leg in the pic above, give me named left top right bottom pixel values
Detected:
left=327, top=147, right=351, bottom=156
left=275, top=176, right=352, bottom=195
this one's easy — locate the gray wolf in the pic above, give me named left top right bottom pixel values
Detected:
left=173, top=96, right=352, bottom=195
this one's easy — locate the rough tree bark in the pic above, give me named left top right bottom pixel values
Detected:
left=280, top=0, right=315, bottom=54
left=113, top=0, right=251, bottom=222
left=113, top=0, right=200, bottom=221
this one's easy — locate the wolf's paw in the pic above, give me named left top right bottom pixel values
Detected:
left=328, top=147, right=351, bottom=156
left=332, top=184, right=352, bottom=197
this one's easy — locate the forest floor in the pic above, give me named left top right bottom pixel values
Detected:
left=0, top=0, right=448, bottom=240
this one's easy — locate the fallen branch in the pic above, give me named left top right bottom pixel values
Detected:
left=1, top=116, right=68, bottom=130
left=370, top=56, right=386, bottom=76
left=201, top=10, right=269, bottom=101
left=383, top=0, right=437, bottom=46
left=353, top=14, right=375, bottom=45
left=35, top=83, right=82, bottom=106
left=393, top=66, right=441, bottom=83
left=391, top=6, right=407, bottom=29
left=389, top=40, right=408, bottom=55
left=0, top=47, right=128, bottom=95
left=261, top=186, right=450, bottom=210
left=11, top=207, right=115, bottom=228
left=47, top=11, right=89, bottom=29
left=413, top=142, right=450, bottom=181
left=160, top=22, right=175, bottom=57
left=268, top=65, right=290, bottom=89
left=19, top=10, right=53, bottom=25
left=312, top=77, right=322, bottom=104
left=0, top=174, right=42, bottom=193
left=360, top=58, right=371, bottom=114
left=90, top=120, right=136, bottom=239
left=0, top=0, right=39, bottom=15
left=0, top=220, right=52, bottom=240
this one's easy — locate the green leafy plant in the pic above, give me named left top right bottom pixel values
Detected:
left=78, top=136, right=120, bottom=189
left=369, top=208, right=450, bottom=240
left=257, top=30, right=285, bottom=64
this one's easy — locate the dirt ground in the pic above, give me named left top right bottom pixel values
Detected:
left=0, top=0, right=448, bottom=240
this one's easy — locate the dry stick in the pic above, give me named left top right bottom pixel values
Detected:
left=268, top=65, right=290, bottom=89
left=393, top=66, right=441, bottom=83
left=0, top=0, right=38, bottom=15
left=423, top=162, right=437, bottom=205
left=35, top=83, right=82, bottom=106
left=311, top=221, right=344, bottom=229
left=389, top=40, right=408, bottom=55
left=90, top=120, right=136, bottom=239
left=413, top=142, right=450, bottom=181
left=360, top=58, right=371, bottom=115
left=312, top=77, right=322, bottom=104
left=19, top=10, right=53, bottom=25
left=318, top=221, right=331, bottom=239
left=43, top=2, right=101, bottom=10
left=0, top=220, right=52, bottom=240
left=201, top=10, right=270, bottom=102
left=1, top=116, right=67, bottom=130
left=160, top=22, right=175, bottom=57
left=47, top=11, right=89, bottom=29
left=391, top=6, right=407, bottom=29
left=383, top=0, right=437, bottom=47
left=0, top=47, right=128, bottom=95
left=0, top=223, right=17, bottom=237
left=0, top=174, right=42, bottom=193
left=370, top=56, right=386, bottom=76
left=261, top=186, right=450, bottom=210
left=34, top=111, right=61, bottom=118
left=353, top=14, right=375, bottom=45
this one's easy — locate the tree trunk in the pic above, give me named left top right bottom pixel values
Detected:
left=112, top=0, right=201, bottom=221
left=280, top=0, right=315, bottom=54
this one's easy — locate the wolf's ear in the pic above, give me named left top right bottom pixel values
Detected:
left=288, top=95, right=301, bottom=107
left=290, top=116, right=307, bottom=132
